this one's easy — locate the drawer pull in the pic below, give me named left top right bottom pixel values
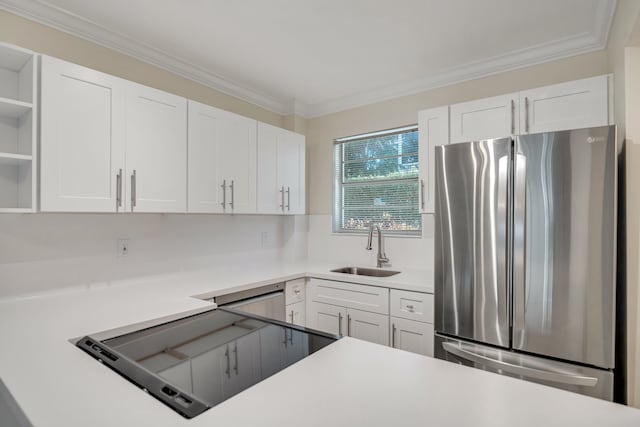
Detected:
left=406, top=304, right=415, bottom=312
left=294, top=289, right=300, bottom=294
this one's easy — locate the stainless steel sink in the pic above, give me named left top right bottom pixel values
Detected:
left=330, top=266, right=400, bottom=277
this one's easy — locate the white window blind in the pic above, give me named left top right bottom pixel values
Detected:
left=333, top=125, right=421, bottom=234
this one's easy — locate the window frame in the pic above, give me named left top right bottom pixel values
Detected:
left=332, top=124, right=421, bottom=236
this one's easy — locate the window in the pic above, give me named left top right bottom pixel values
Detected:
left=333, top=125, right=421, bottom=235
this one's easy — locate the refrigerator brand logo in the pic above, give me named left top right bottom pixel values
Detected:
left=587, top=136, right=605, bottom=143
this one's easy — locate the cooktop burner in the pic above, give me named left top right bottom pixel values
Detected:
left=77, top=308, right=338, bottom=418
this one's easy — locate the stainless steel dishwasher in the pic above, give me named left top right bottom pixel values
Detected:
left=214, top=282, right=285, bottom=322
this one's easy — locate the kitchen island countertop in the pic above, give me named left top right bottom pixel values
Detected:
left=1, top=262, right=639, bottom=426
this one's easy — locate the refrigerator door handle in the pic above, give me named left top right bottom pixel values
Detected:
left=441, top=342, right=598, bottom=387
left=498, top=155, right=510, bottom=328
left=512, top=154, right=527, bottom=343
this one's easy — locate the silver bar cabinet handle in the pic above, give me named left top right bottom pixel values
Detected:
left=220, top=179, right=226, bottom=209
left=290, top=310, right=294, bottom=323
left=510, top=99, right=515, bottom=134
left=286, top=186, right=290, bottom=211
left=229, top=180, right=234, bottom=210
left=338, top=312, right=343, bottom=335
left=116, top=169, right=122, bottom=210
left=420, top=180, right=425, bottom=210
left=224, top=345, right=230, bottom=378
left=279, top=186, right=285, bottom=211
left=391, top=323, right=397, bottom=348
left=524, top=97, right=529, bottom=133
left=130, top=170, right=136, bottom=211
left=233, top=343, right=238, bottom=375
left=347, top=314, right=351, bottom=336
left=283, top=329, right=288, bottom=348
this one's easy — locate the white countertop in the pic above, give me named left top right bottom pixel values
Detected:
left=1, top=262, right=639, bottom=427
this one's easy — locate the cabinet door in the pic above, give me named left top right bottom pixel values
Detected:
left=126, top=83, right=187, bottom=212
left=224, top=332, right=262, bottom=398
left=346, top=308, right=389, bottom=346
left=216, top=112, right=257, bottom=214
left=40, top=56, right=126, bottom=212
left=187, top=100, right=225, bottom=213
left=391, top=317, right=434, bottom=356
left=190, top=345, right=226, bottom=405
left=277, top=131, right=305, bottom=214
left=418, top=106, right=449, bottom=213
left=259, top=324, right=287, bottom=379
left=256, top=122, right=280, bottom=214
left=282, top=329, right=309, bottom=367
left=307, top=301, right=347, bottom=336
left=519, top=75, right=610, bottom=134
left=257, top=122, right=305, bottom=214
left=286, top=301, right=306, bottom=327
left=450, top=93, right=518, bottom=143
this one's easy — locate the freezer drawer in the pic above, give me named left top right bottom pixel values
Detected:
left=434, top=334, right=613, bottom=401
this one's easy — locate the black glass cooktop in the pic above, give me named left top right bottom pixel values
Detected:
left=77, top=308, right=338, bottom=418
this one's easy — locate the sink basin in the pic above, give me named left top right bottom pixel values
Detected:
left=330, top=267, right=400, bottom=277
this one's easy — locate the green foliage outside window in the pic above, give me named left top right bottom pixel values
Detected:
left=334, top=127, right=421, bottom=234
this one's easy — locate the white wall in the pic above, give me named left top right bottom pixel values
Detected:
left=307, top=214, right=433, bottom=270
left=0, top=214, right=306, bottom=299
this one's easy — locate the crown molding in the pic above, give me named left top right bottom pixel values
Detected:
left=305, top=0, right=616, bottom=118
left=0, top=0, right=291, bottom=114
left=0, top=0, right=617, bottom=119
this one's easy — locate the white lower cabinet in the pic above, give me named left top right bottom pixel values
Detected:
left=307, top=279, right=390, bottom=346
left=347, top=308, right=389, bottom=346
left=307, top=301, right=345, bottom=336
left=391, top=317, right=434, bottom=356
left=188, top=332, right=261, bottom=405
left=259, top=324, right=308, bottom=379
left=390, top=289, right=434, bottom=356
left=307, top=302, right=390, bottom=347
left=189, top=344, right=226, bottom=404
left=306, top=279, right=433, bottom=356
left=285, top=300, right=306, bottom=327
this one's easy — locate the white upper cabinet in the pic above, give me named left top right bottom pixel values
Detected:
left=518, top=75, right=610, bottom=134
left=418, top=106, right=449, bottom=214
left=40, top=55, right=126, bottom=212
left=257, top=122, right=305, bottom=215
left=126, top=83, right=187, bottom=213
left=448, top=75, right=611, bottom=145
left=0, top=43, right=37, bottom=212
left=449, top=93, right=519, bottom=143
left=41, top=56, right=187, bottom=213
left=188, top=100, right=257, bottom=214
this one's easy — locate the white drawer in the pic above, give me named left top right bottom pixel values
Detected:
left=285, top=278, right=306, bottom=304
left=390, top=289, right=433, bottom=323
left=308, top=278, right=389, bottom=315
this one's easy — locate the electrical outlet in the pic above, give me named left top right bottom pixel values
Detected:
left=261, top=231, right=272, bottom=248
left=117, top=239, right=130, bottom=256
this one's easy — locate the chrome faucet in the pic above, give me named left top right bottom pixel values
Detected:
left=366, top=223, right=389, bottom=268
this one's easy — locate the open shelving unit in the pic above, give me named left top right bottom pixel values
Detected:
left=0, top=43, right=37, bottom=212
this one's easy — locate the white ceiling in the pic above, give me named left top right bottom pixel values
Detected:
left=0, top=0, right=617, bottom=117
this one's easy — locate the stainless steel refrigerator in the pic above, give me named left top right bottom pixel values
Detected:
left=433, top=126, right=617, bottom=400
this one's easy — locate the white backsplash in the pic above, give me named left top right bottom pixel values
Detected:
left=0, top=213, right=307, bottom=299
left=0, top=212, right=434, bottom=299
